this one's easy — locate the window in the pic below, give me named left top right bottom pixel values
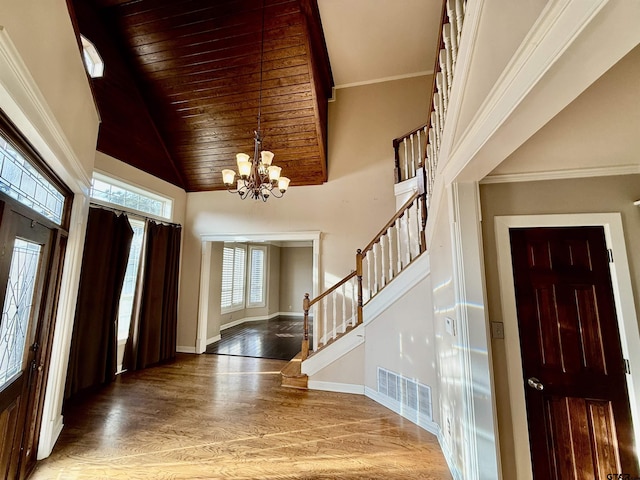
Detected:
left=220, top=244, right=268, bottom=312
left=221, top=244, right=246, bottom=312
left=88, top=173, right=175, bottom=359
left=90, top=172, right=172, bottom=220
left=80, top=35, right=104, bottom=78
left=248, top=246, right=267, bottom=307
left=0, top=134, right=66, bottom=224
left=117, top=218, right=145, bottom=341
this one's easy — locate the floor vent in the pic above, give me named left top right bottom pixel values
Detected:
left=377, top=367, right=432, bottom=421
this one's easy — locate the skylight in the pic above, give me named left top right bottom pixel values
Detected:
left=80, top=35, right=104, bottom=78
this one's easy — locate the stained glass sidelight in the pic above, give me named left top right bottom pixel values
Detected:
left=0, top=136, right=66, bottom=224
left=0, top=239, right=42, bottom=389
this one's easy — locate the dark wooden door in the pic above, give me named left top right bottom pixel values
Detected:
left=0, top=203, right=54, bottom=479
left=510, top=226, right=638, bottom=479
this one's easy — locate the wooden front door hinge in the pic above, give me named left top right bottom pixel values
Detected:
left=624, top=358, right=631, bottom=374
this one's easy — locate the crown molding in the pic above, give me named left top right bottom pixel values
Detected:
left=481, top=164, right=640, bottom=184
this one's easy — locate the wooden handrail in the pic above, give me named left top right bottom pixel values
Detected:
left=392, top=123, right=429, bottom=149
left=362, top=191, right=420, bottom=254
left=307, top=271, right=357, bottom=308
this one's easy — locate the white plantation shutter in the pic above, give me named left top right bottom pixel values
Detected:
left=221, top=244, right=246, bottom=311
left=220, top=246, right=234, bottom=309
left=248, top=246, right=266, bottom=306
left=232, top=246, right=246, bottom=307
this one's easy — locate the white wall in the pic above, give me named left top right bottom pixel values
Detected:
left=279, top=246, right=313, bottom=315
left=364, top=273, right=438, bottom=420
left=178, top=76, right=431, bottom=350
left=490, top=43, right=640, bottom=177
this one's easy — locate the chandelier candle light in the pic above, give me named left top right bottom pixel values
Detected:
left=221, top=1, right=290, bottom=201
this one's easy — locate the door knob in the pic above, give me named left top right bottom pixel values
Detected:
left=527, top=377, right=544, bottom=391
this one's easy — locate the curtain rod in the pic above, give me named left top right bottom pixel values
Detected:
left=89, top=202, right=181, bottom=228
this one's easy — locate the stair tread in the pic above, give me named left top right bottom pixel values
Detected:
left=280, top=352, right=305, bottom=378
left=280, top=352, right=308, bottom=389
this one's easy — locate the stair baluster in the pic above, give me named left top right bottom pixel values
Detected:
left=332, top=289, right=337, bottom=341
left=341, top=283, right=346, bottom=333
left=388, top=227, right=394, bottom=282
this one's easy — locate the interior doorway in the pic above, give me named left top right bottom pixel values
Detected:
left=510, top=226, right=637, bottom=478
left=195, top=232, right=320, bottom=355
left=495, top=213, right=640, bottom=480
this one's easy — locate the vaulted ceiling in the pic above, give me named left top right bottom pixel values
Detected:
left=70, top=0, right=333, bottom=192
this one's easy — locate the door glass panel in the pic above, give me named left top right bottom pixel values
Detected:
left=0, top=238, right=42, bottom=388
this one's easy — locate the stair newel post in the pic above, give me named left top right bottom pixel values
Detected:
left=393, top=138, right=401, bottom=183
left=302, top=293, right=310, bottom=360
left=356, top=249, right=363, bottom=325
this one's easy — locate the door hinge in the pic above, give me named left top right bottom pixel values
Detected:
left=624, top=358, right=631, bottom=374
left=608, top=248, right=614, bottom=263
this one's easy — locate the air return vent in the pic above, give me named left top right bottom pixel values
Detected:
left=377, top=367, right=432, bottom=421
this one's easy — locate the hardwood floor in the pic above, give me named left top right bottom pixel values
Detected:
left=31, top=354, right=452, bottom=479
left=206, top=316, right=310, bottom=361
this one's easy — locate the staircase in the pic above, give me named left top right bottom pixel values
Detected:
left=280, top=0, right=467, bottom=389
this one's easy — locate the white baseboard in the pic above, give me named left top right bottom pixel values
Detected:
left=307, top=380, right=364, bottom=395
left=176, top=346, right=196, bottom=354
left=207, top=334, right=221, bottom=345
left=221, top=311, right=281, bottom=330
left=276, top=311, right=306, bottom=318
left=437, top=428, right=463, bottom=480
left=364, top=386, right=439, bottom=436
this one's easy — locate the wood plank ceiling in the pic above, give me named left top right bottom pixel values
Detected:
left=71, top=0, right=333, bottom=192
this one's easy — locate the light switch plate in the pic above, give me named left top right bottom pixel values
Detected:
left=491, top=321, right=505, bottom=339
left=445, top=316, right=456, bottom=336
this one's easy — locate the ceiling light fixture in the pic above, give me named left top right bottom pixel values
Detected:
left=221, top=1, right=290, bottom=201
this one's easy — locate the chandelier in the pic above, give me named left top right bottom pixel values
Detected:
left=221, top=2, right=290, bottom=202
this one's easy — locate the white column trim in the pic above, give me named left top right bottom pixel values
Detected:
left=38, top=194, right=90, bottom=458
left=449, top=182, right=500, bottom=480
left=196, top=241, right=212, bottom=353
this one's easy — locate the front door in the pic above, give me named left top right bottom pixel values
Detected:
left=0, top=201, right=55, bottom=479
left=510, top=226, right=638, bottom=479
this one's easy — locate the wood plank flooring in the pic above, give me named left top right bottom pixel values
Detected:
left=31, top=354, right=452, bottom=479
left=205, top=316, right=311, bottom=361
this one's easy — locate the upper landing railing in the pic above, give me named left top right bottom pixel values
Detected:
left=394, top=0, right=466, bottom=197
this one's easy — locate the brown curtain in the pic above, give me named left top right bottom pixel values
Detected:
left=65, top=208, right=133, bottom=399
left=124, top=220, right=181, bottom=371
